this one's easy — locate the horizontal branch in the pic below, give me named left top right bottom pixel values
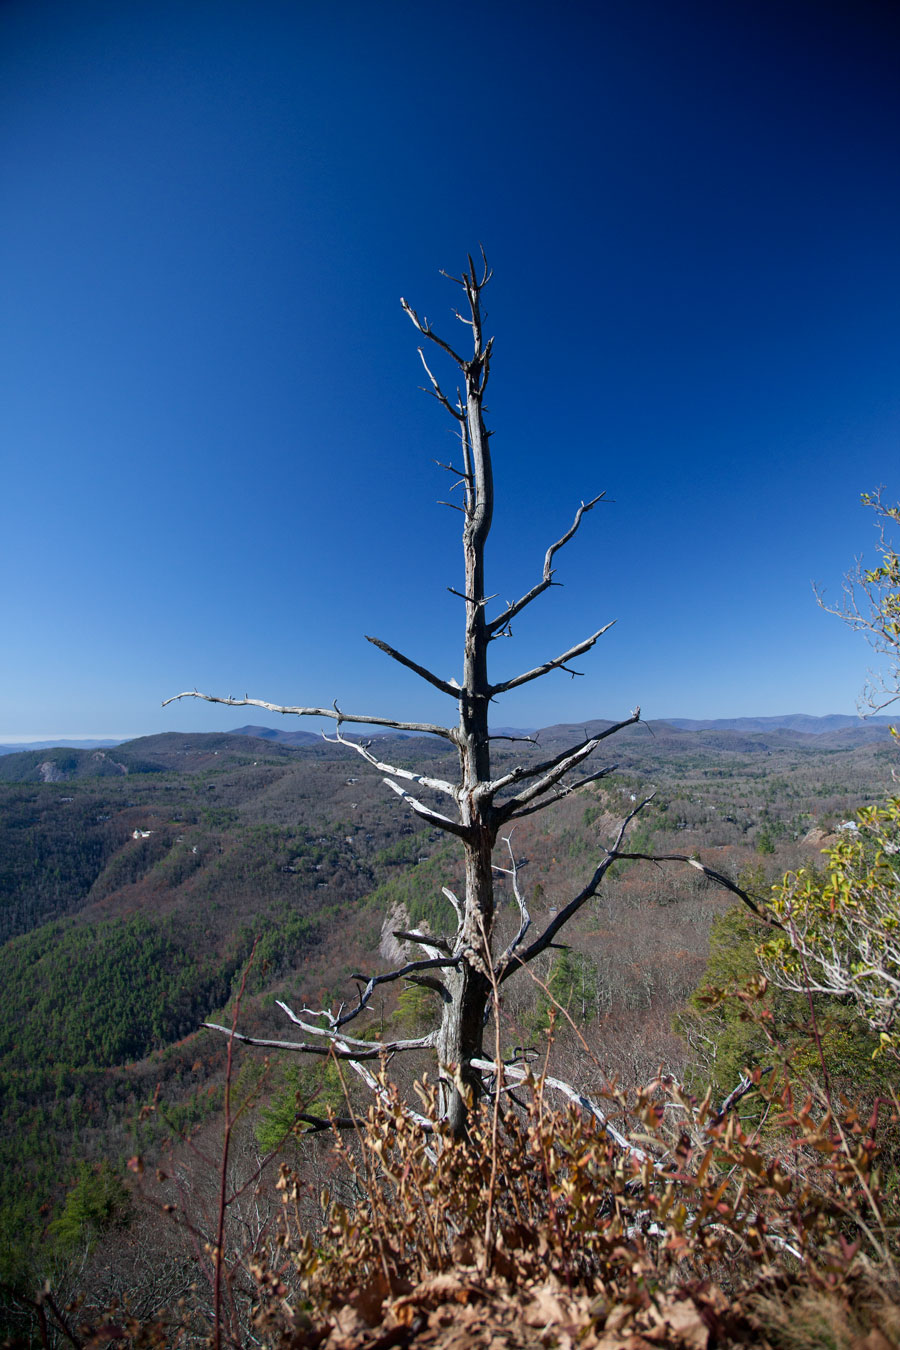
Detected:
left=434, top=457, right=470, bottom=478
left=448, top=587, right=497, bottom=605
left=383, top=778, right=471, bottom=837
left=487, top=493, right=607, bottom=636
left=404, top=974, right=451, bottom=1001
left=470, top=1057, right=648, bottom=1164
left=295, top=1113, right=359, bottom=1133
left=202, top=1023, right=435, bottom=1058
left=214, top=1000, right=441, bottom=1139
left=161, top=691, right=454, bottom=741
left=610, top=852, right=781, bottom=926
left=256, top=1033, right=439, bottom=1139
left=341, top=955, right=460, bottom=1017
left=365, top=635, right=460, bottom=697
left=490, top=623, right=615, bottom=696
left=276, top=952, right=458, bottom=1036
left=393, top=929, right=453, bottom=955
left=326, top=728, right=457, bottom=798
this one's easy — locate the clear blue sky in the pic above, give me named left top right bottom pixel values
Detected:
left=2, top=0, right=899, bottom=740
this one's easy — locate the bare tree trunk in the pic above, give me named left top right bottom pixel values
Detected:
left=439, top=260, right=497, bottom=1133
left=170, top=251, right=682, bottom=1138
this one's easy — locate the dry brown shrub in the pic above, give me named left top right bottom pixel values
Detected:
left=245, top=1070, right=900, bottom=1350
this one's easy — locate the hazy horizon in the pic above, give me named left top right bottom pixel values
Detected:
left=4, top=708, right=892, bottom=748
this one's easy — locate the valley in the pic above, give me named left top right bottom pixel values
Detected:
left=0, top=717, right=895, bottom=1319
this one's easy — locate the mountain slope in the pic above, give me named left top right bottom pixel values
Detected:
left=660, top=713, right=895, bottom=735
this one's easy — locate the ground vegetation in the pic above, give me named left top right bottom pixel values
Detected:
left=0, top=718, right=892, bottom=1339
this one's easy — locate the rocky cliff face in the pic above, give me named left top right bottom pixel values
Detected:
left=380, top=902, right=412, bottom=965
left=89, top=750, right=127, bottom=774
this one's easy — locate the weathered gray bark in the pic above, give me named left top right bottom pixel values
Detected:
left=432, top=259, right=497, bottom=1133
left=400, top=257, right=610, bottom=1131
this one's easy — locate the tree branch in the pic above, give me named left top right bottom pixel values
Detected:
left=442, top=886, right=464, bottom=926
left=503, top=764, right=618, bottom=820
left=490, top=713, right=639, bottom=822
left=487, top=493, right=607, bottom=636
left=417, top=348, right=465, bottom=422
left=279, top=955, right=459, bottom=1033
left=498, top=797, right=653, bottom=979
left=469, top=1057, right=649, bottom=1165
left=434, top=457, right=470, bottom=478
left=365, top=635, right=460, bottom=697
left=295, top=1113, right=359, bottom=1133
left=201, top=1024, right=435, bottom=1058
left=161, top=690, right=454, bottom=740
left=485, top=730, right=600, bottom=795
left=490, top=623, right=615, bottom=695
left=710, top=1068, right=772, bottom=1125
left=400, top=298, right=468, bottom=368
left=491, top=741, right=599, bottom=822
left=345, top=1059, right=439, bottom=1140
left=814, top=490, right=900, bottom=715
left=404, top=974, right=451, bottom=1001
left=494, top=834, right=531, bottom=968
left=393, top=929, right=453, bottom=955
left=382, top=778, right=471, bottom=837
left=326, top=727, right=457, bottom=798
left=610, top=852, right=781, bottom=926
left=458, top=410, right=474, bottom=513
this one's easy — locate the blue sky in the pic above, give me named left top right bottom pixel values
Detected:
left=2, top=0, right=899, bottom=740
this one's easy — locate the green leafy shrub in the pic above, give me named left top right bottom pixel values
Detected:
left=761, top=797, right=900, bottom=1059
left=682, top=905, right=889, bottom=1103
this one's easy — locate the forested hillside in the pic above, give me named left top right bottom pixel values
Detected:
left=0, top=718, right=894, bottom=1331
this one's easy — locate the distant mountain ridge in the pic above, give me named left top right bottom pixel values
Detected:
left=229, top=723, right=321, bottom=747
left=657, top=714, right=895, bottom=735
left=0, top=738, right=125, bottom=757
left=0, top=733, right=300, bottom=782
left=1, top=713, right=892, bottom=765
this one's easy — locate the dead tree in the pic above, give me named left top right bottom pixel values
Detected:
left=166, top=253, right=658, bottom=1137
